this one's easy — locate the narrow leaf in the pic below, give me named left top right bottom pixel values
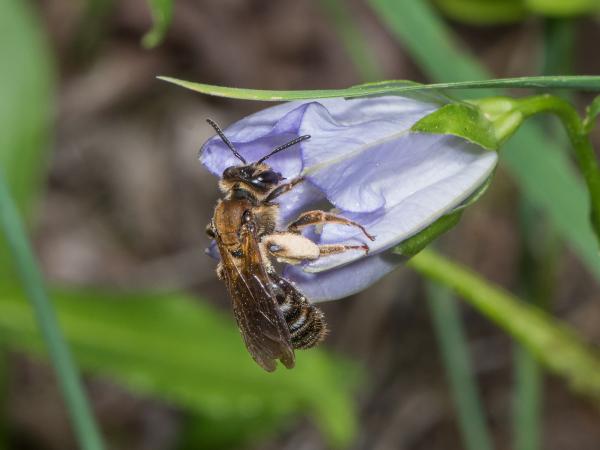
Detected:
left=158, top=75, right=600, bottom=101
left=0, top=174, right=104, bottom=450
left=426, top=284, right=493, bottom=450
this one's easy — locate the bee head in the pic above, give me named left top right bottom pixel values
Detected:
left=222, top=163, right=284, bottom=194
left=206, top=118, right=310, bottom=197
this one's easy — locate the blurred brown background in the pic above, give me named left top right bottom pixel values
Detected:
left=8, top=0, right=600, bottom=449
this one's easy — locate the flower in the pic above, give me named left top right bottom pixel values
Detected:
left=201, top=95, right=497, bottom=301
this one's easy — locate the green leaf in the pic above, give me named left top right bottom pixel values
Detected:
left=367, top=0, right=600, bottom=279
left=408, top=249, right=600, bottom=403
left=157, top=75, right=600, bottom=101
left=142, top=0, right=173, bottom=48
left=0, top=283, right=359, bottom=448
left=0, top=0, right=53, bottom=220
left=434, top=0, right=528, bottom=25
left=411, top=102, right=500, bottom=150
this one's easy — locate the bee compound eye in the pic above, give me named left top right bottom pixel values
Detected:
left=258, top=170, right=281, bottom=185
left=242, top=210, right=252, bottom=223
left=223, top=166, right=236, bottom=179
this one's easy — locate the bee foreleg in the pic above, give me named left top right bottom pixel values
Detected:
left=287, top=210, right=375, bottom=241
left=264, top=177, right=304, bottom=203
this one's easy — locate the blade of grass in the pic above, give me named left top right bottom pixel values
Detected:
left=0, top=173, right=104, bottom=450
left=158, top=75, right=600, bottom=100
left=426, top=284, right=494, bottom=450
left=514, top=200, right=560, bottom=450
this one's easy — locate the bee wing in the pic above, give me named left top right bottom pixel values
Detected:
left=215, top=227, right=295, bottom=372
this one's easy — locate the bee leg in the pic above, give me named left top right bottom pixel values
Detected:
left=205, top=223, right=216, bottom=238
left=263, top=233, right=370, bottom=264
left=287, top=210, right=375, bottom=241
left=262, top=232, right=320, bottom=264
left=264, top=177, right=304, bottom=202
left=318, top=243, right=370, bottom=256
left=216, top=263, right=225, bottom=280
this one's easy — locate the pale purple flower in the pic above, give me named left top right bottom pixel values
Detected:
left=201, top=96, right=497, bottom=302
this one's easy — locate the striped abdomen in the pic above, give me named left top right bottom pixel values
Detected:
left=270, top=274, right=327, bottom=350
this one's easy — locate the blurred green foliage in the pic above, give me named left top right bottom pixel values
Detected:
left=0, top=1, right=359, bottom=448
left=143, top=0, right=173, bottom=48
left=0, top=0, right=53, bottom=226
left=435, top=0, right=600, bottom=24
left=0, top=283, right=359, bottom=448
left=4, top=0, right=600, bottom=448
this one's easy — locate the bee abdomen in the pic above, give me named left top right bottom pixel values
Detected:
left=289, top=304, right=327, bottom=350
left=271, top=274, right=328, bottom=350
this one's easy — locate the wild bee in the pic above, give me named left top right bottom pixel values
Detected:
left=205, top=118, right=375, bottom=371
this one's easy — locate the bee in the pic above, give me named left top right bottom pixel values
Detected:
left=205, top=119, right=375, bottom=371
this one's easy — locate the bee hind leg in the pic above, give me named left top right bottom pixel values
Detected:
left=263, top=232, right=369, bottom=264
left=319, top=243, right=370, bottom=256
left=263, top=232, right=320, bottom=264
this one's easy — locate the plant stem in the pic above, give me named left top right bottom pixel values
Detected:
left=0, top=173, right=105, bottom=450
left=406, top=249, right=600, bottom=402
left=512, top=94, right=600, bottom=243
left=426, top=284, right=494, bottom=450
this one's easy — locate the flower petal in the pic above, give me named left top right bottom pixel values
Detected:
left=303, top=138, right=497, bottom=271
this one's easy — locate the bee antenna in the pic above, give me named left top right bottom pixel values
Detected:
left=256, top=135, right=311, bottom=164
left=206, top=118, right=247, bottom=164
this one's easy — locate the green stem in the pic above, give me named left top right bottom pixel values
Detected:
left=426, top=284, right=494, bottom=450
left=406, top=249, right=600, bottom=402
left=512, top=94, right=600, bottom=242
left=0, top=173, right=105, bottom=450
